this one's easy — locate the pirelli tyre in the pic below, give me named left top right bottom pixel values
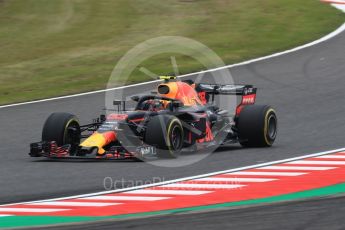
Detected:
left=42, top=113, right=81, bottom=149
left=237, top=105, right=277, bottom=147
left=145, top=115, right=184, bottom=158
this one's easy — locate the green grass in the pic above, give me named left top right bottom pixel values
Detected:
left=0, top=0, right=344, bottom=105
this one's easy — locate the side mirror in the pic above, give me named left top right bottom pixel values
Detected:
left=100, top=114, right=106, bottom=122
left=131, top=95, right=140, bottom=102
left=113, top=100, right=122, bottom=105
left=113, top=100, right=126, bottom=111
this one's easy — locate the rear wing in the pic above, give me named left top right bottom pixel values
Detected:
left=195, top=83, right=256, bottom=104
left=195, top=84, right=257, bottom=115
left=196, top=84, right=256, bottom=96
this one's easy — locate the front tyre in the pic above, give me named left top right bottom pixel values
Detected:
left=237, top=105, right=277, bottom=147
left=145, top=115, right=184, bottom=158
left=42, top=113, right=81, bottom=149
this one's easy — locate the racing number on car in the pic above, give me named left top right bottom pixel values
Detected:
left=182, top=96, right=198, bottom=106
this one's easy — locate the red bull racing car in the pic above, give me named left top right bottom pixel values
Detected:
left=29, top=76, right=277, bottom=160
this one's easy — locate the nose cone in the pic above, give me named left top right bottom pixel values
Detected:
left=80, top=131, right=116, bottom=154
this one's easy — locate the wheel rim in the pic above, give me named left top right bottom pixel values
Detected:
left=267, top=114, right=277, bottom=140
left=170, top=125, right=182, bottom=150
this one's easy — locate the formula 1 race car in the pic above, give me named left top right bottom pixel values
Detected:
left=29, top=76, right=277, bottom=160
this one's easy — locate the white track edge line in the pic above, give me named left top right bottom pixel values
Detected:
left=261, top=166, right=336, bottom=170
left=194, top=178, right=276, bottom=182
left=316, top=155, right=345, bottom=158
left=227, top=171, right=306, bottom=176
left=158, top=184, right=245, bottom=189
left=123, top=190, right=211, bottom=195
left=2, top=147, right=345, bottom=207
left=79, top=196, right=170, bottom=201
left=29, top=201, right=122, bottom=207
left=0, top=208, right=69, bottom=213
left=0, top=22, right=344, bottom=110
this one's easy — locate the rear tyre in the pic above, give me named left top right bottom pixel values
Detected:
left=145, top=115, right=184, bottom=158
left=42, top=113, right=81, bottom=149
left=237, top=105, right=277, bottom=147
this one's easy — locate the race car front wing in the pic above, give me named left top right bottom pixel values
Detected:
left=29, top=141, right=157, bottom=160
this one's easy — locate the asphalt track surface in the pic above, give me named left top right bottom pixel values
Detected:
left=1, top=26, right=345, bottom=230
left=1, top=25, right=345, bottom=230
left=1, top=26, right=345, bottom=206
left=35, top=195, right=345, bottom=230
